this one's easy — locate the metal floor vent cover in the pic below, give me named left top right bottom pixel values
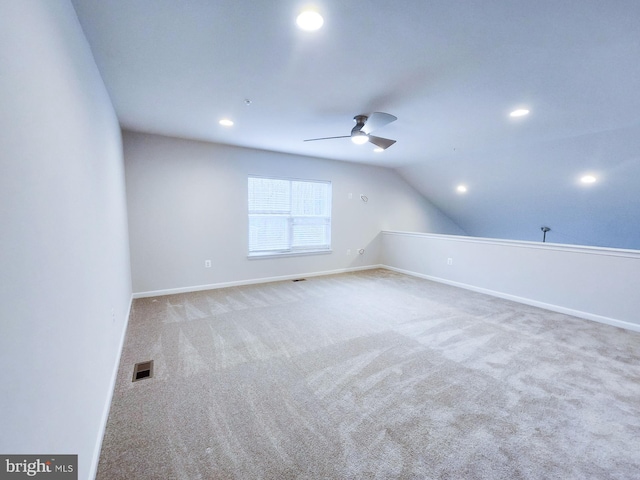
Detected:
left=292, top=278, right=307, bottom=282
left=132, top=360, right=154, bottom=382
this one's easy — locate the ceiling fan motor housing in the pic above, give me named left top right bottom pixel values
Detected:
left=351, top=115, right=368, bottom=135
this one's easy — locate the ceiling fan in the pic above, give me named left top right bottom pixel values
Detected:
left=304, top=112, right=397, bottom=150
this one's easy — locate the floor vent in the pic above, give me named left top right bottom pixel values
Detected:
left=292, top=278, right=307, bottom=282
left=132, top=360, right=154, bottom=382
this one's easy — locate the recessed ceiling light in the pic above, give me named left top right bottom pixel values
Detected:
left=296, top=10, right=324, bottom=31
left=510, top=108, right=530, bottom=117
left=456, top=185, right=468, bottom=193
left=219, top=119, right=234, bottom=127
left=581, top=175, right=597, bottom=184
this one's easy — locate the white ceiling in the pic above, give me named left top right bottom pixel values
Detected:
left=71, top=0, right=640, bottom=249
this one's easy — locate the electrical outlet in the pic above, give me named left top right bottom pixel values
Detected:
left=205, top=260, right=212, bottom=268
left=447, top=258, right=453, bottom=265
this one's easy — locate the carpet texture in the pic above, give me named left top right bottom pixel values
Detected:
left=97, top=269, right=640, bottom=479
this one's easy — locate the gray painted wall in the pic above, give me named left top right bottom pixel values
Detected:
left=381, top=231, right=640, bottom=330
left=124, top=131, right=465, bottom=294
left=0, top=2, right=132, bottom=479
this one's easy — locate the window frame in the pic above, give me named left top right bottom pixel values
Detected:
left=247, top=175, right=332, bottom=259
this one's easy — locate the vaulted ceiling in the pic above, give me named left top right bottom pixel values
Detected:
left=71, top=0, right=640, bottom=249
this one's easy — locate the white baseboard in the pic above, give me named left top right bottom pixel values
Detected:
left=133, top=262, right=640, bottom=330
left=381, top=265, right=640, bottom=333
left=89, top=294, right=134, bottom=480
left=132, top=265, right=383, bottom=299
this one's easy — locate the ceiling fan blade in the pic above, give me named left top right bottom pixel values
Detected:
left=304, top=135, right=351, bottom=142
left=368, top=135, right=396, bottom=150
left=361, top=112, right=397, bottom=134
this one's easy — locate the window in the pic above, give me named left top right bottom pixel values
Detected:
left=248, top=175, right=331, bottom=257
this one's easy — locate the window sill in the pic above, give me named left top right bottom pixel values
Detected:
left=247, top=249, right=332, bottom=260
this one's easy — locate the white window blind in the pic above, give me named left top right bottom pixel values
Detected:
left=248, top=176, right=331, bottom=257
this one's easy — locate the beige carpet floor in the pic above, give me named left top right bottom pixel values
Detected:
left=97, top=269, right=640, bottom=479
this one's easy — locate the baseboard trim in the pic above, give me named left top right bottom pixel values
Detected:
left=133, top=262, right=640, bottom=331
left=89, top=294, right=134, bottom=480
left=381, top=265, right=640, bottom=333
left=132, top=265, right=383, bottom=299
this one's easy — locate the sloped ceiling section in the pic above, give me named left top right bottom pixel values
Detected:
left=71, top=0, right=640, bottom=249
left=398, top=124, right=640, bottom=249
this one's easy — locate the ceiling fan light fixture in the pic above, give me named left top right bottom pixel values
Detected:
left=351, top=132, right=368, bottom=145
